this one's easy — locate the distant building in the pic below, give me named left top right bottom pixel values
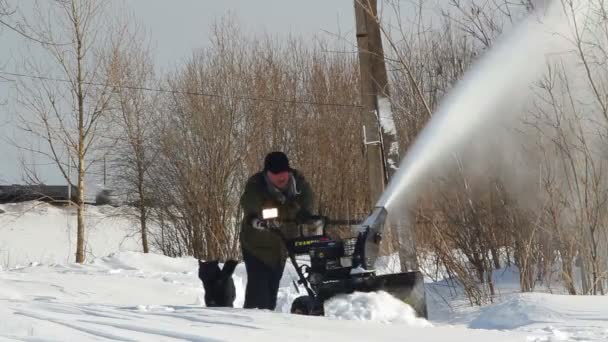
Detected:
left=0, top=184, right=79, bottom=204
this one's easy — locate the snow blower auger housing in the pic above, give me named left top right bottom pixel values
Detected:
left=260, top=207, right=427, bottom=317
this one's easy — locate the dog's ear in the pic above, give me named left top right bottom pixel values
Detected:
left=198, top=259, right=218, bottom=271
left=220, top=259, right=238, bottom=279
left=199, top=260, right=219, bottom=268
left=198, top=260, right=221, bottom=282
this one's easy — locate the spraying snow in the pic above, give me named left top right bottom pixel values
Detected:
left=377, top=0, right=581, bottom=211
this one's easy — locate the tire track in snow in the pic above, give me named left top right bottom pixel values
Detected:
left=13, top=309, right=137, bottom=342
left=133, top=309, right=260, bottom=330
left=79, top=320, right=224, bottom=342
left=13, top=302, right=228, bottom=341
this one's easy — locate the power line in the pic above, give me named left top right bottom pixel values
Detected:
left=0, top=70, right=362, bottom=109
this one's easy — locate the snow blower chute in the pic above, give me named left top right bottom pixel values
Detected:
left=261, top=206, right=427, bottom=317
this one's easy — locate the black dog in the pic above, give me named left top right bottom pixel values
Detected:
left=198, top=259, right=238, bottom=307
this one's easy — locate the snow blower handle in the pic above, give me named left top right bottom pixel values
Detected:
left=323, top=218, right=365, bottom=226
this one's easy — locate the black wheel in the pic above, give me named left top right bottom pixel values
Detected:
left=290, top=295, right=322, bottom=315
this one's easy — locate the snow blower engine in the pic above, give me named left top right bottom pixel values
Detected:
left=260, top=207, right=427, bottom=317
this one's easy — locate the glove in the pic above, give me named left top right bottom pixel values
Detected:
left=312, top=219, right=324, bottom=229
left=311, top=218, right=324, bottom=235
left=251, top=218, right=267, bottom=230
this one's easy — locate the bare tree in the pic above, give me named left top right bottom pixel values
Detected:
left=0, top=1, right=13, bottom=35
left=148, top=21, right=251, bottom=260
left=143, top=18, right=369, bottom=260
left=106, top=21, right=158, bottom=254
left=16, top=0, right=113, bottom=263
left=0, top=1, right=9, bottom=15
left=0, top=1, right=14, bottom=104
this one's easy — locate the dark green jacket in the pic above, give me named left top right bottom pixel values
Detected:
left=239, top=170, right=313, bottom=267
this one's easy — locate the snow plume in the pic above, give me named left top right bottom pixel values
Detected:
left=376, top=0, right=581, bottom=211
left=324, top=291, right=432, bottom=326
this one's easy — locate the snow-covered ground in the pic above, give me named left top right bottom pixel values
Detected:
left=0, top=202, right=606, bottom=341
left=0, top=201, right=143, bottom=269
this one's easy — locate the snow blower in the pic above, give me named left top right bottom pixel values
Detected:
left=260, top=207, right=427, bottom=317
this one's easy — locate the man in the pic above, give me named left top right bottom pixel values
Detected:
left=239, top=151, right=314, bottom=310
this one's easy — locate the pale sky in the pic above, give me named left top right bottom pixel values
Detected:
left=0, top=0, right=443, bottom=192
left=120, top=0, right=359, bottom=69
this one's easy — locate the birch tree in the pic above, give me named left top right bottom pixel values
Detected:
left=17, top=0, right=113, bottom=263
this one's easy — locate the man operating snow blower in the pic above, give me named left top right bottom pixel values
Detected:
left=238, top=151, right=427, bottom=317
left=239, top=151, right=320, bottom=310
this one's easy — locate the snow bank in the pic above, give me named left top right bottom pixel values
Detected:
left=324, top=291, right=432, bottom=326
left=91, top=251, right=196, bottom=273
left=0, top=201, right=143, bottom=268
left=470, top=294, right=565, bottom=330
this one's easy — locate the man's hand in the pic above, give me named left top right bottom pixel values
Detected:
left=312, top=218, right=324, bottom=230
left=251, top=218, right=267, bottom=230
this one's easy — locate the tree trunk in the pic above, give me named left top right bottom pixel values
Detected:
left=580, top=255, right=590, bottom=295
left=75, top=147, right=86, bottom=263
left=76, top=189, right=85, bottom=263
left=491, top=247, right=501, bottom=269
left=140, top=201, right=149, bottom=253
left=138, top=166, right=149, bottom=253
left=75, top=11, right=86, bottom=264
left=562, top=251, right=577, bottom=295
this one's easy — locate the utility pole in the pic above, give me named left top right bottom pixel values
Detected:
left=355, top=0, right=386, bottom=205
left=355, top=0, right=416, bottom=272
left=354, top=0, right=399, bottom=203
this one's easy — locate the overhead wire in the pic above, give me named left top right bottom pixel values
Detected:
left=0, top=70, right=362, bottom=109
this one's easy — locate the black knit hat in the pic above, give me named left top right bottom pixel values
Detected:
left=264, top=151, right=291, bottom=173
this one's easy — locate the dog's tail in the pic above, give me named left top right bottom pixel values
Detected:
left=220, top=259, right=238, bottom=280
